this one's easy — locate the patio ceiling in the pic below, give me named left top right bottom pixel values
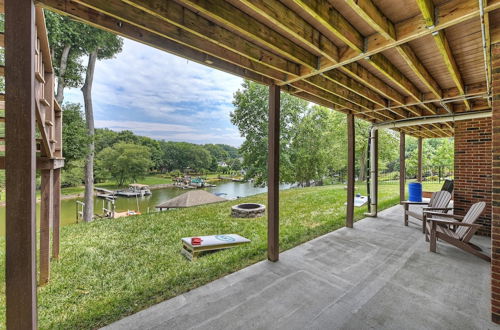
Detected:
left=36, top=0, right=500, bottom=138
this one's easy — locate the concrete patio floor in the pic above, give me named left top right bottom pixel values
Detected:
left=104, top=204, right=494, bottom=330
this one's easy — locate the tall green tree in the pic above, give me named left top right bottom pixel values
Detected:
left=96, top=142, right=152, bottom=186
left=45, top=11, right=86, bottom=104
left=291, top=106, right=341, bottom=186
left=61, top=103, right=88, bottom=163
left=80, top=26, right=122, bottom=222
left=230, top=80, right=307, bottom=185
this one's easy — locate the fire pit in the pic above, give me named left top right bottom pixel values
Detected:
left=231, top=203, right=266, bottom=218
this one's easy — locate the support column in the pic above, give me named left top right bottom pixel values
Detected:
left=52, top=168, right=61, bottom=259
left=417, top=137, right=423, bottom=182
left=400, top=132, right=406, bottom=202
left=268, top=84, right=280, bottom=262
left=491, top=42, right=500, bottom=324
left=40, top=169, right=54, bottom=285
left=367, top=128, right=379, bottom=216
left=374, top=130, right=378, bottom=214
left=346, top=113, right=355, bottom=228
left=5, top=0, right=38, bottom=328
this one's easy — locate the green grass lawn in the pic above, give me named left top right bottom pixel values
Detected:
left=0, top=183, right=421, bottom=329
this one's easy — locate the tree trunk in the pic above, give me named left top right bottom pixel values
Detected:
left=55, top=44, right=71, bottom=104
left=81, top=51, right=97, bottom=222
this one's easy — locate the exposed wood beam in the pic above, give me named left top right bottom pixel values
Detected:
left=236, top=0, right=338, bottom=64
left=140, top=0, right=319, bottom=72
left=305, top=75, right=377, bottom=111
left=280, top=0, right=498, bottom=80
left=234, top=0, right=396, bottom=112
left=416, top=0, right=470, bottom=110
left=39, top=0, right=276, bottom=84
left=0, top=32, right=4, bottom=47
left=291, top=0, right=438, bottom=115
left=73, top=0, right=300, bottom=78
left=345, top=0, right=396, bottom=40
left=292, top=0, right=364, bottom=52
left=433, top=30, right=470, bottom=110
left=0, top=157, right=65, bottom=170
left=345, top=0, right=442, bottom=100
left=322, top=69, right=386, bottom=107
left=5, top=0, right=38, bottom=327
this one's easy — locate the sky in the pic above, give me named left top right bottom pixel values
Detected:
left=65, top=38, right=245, bottom=147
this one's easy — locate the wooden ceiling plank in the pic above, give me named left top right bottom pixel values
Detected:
left=282, top=0, right=492, bottom=81
left=416, top=0, right=471, bottom=110
left=345, top=0, right=443, bottom=100
left=322, top=69, right=386, bottom=107
left=433, top=30, right=471, bottom=110
left=233, top=0, right=394, bottom=110
left=292, top=0, right=364, bottom=52
left=292, top=80, right=368, bottom=113
left=345, top=0, right=395, bottom=40
left=237, top=0, right=338, bottom=64
left=75, top=0, right=302, bottom=78
left=161, top=0, right=318, bottom=72
left=368, top=54, right=437, bottom=114
left=305, top=75, right=376, bottom=110
left=233, top=0, right=397, bottom=111
left=38, top=0, right=277, bottom=84
left=290, top=0, right=438, bottom=115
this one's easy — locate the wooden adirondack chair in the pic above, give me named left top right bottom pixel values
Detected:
left=402, top=190, right=452, bottom=233
left=425, top=201, right=489, bottom=262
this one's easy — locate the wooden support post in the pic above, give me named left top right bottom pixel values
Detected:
left=399, top=132, right=406, bottom=202
left=52, top=168, right=61, bottom=259
left=39, top=169, right=53, bottom=285
left=373, top=129, right=379, bottom=216
left=5, top=0, right=38, bottom=328
left=417, top=137, right=423, bottom=183
left=268, top=84, right=280, bottom=262
left=346, top=113, right=355, bottom=228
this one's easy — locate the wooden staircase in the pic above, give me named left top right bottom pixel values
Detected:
left=2, top=6, right=64, bottom=286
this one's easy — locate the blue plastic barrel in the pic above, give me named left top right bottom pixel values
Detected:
left=408, top=182, right=422, bottom=202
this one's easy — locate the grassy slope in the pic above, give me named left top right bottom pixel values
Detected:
left=0, top=183, right=440, bottom=329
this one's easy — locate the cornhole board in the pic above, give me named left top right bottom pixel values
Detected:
left=344, top=195, right=368, bottom=207
left=181, top=234, right=251, bottom=261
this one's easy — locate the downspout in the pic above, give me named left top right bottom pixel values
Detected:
left=365, top=126, right=378, bottom=216
left=478, top=0, right=492, bottom=105
left=364, top=110, right=491, bottom=217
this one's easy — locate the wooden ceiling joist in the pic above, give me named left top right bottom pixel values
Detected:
left=416, top=0, right=471, bottom=110
left=36, top=0, right=498, bottom=138
left=345, top=0, right=443, bottom=101
left=40, top=0, right=275, bottom=84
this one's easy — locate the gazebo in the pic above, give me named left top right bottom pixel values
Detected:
left=155, top=190, right=227, bottom=210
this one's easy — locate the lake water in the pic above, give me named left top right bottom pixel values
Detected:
left=0, top=181, right=292, bottom=237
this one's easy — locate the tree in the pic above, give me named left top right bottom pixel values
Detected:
left=80, top=27, right=123, bottom=222
left=230, top=80, right=307, bottom=185
left=291, top=106, right=341, bottom=186
left=45, top=11, right=86, bottom=104
left=61, top=103, right=88, bottom=163
left=96, top=142, right=153, bottom=186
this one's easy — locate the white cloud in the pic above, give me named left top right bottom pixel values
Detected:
left=94, top=120, right=195, bottom=132
left=64, top=38, right=244, bottom=145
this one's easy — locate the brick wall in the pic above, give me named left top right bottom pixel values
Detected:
left=491, top=42, right=500, bottom=324
left=454, top=118, right=492, bottom=235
